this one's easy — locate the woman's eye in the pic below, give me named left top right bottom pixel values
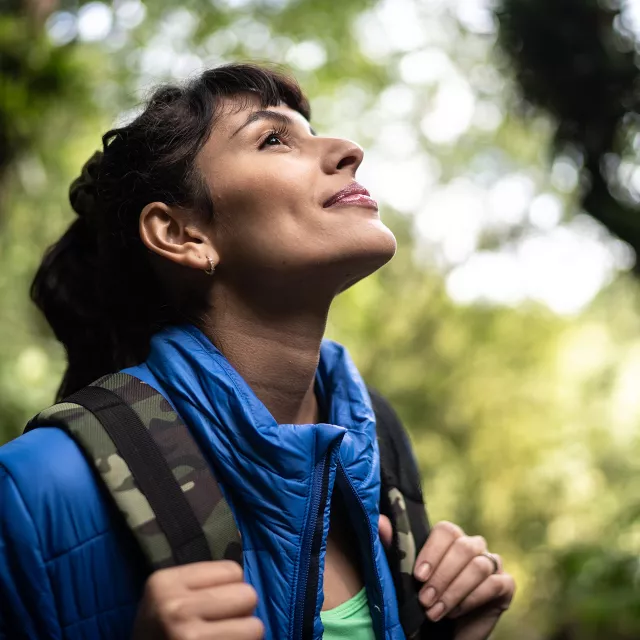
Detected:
left=263, top=134, right=282, bottom=146
left=260, top=130, right=292, bottom=149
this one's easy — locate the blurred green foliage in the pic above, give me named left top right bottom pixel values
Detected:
left=2, top=0, right=640, bottom=638
left=544, top=545, right=640, bottom=639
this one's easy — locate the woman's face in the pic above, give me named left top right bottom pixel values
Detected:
left=196, top=95, right=397, bottom=298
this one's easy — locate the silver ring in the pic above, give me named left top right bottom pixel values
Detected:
left=481, top=551, right=500, bottom=574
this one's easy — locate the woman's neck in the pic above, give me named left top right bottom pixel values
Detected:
left=200, top=288, right=328, bottom=425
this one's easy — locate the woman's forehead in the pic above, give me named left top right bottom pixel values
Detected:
left=213, top=95, right=309, bottom=138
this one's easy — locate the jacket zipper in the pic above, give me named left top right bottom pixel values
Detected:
left=292, top=450, right=331, bottom=640
left=337, top=460, right=386, bottom=640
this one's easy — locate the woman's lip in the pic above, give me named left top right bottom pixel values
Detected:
left=323, top=182, right=372, bottom=207
left=326, top=194, right=379, bottom=209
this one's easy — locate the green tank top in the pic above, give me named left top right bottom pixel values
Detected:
left=320, top=588, right=376, bottom=639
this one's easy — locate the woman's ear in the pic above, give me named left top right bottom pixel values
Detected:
left=139, top=202, right=220, bottom=271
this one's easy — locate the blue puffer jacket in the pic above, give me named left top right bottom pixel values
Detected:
left=0, top=325, right=404, bottom=639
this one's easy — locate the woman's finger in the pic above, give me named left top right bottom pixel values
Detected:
left=378, top=514, right=393, bottom=549
left=418, top=535, right=488, bottom=609
left=162, top=583, right=259, bottom=623
left=448, top=573, right=515, bottom=620
left=149, top=560, right=244, bottom=594
left=413, top=521, right=465, bottom=582
left=423, top=552, right=496, bottom=621
left=186, top=616, right=265, bottom=640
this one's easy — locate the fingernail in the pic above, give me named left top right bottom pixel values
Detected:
left=428, top=601, right=446, bottom=622
left=415, top=562, right=431, bottom=581
left=420, top=586, right=436, bottom=607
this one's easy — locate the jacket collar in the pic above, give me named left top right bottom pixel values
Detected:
left=143, top=324, right=376, bottom=483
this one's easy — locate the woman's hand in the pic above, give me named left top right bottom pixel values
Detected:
left=413, top=521, right=515, bottom=640
left=132, top=560, right=264, bottom=640
left=379, top=517, right=515, bottom=640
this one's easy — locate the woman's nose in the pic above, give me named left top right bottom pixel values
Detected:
left=322, top=138, right=364, bottom=175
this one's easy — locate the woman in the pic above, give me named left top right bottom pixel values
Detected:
left=0, top=64, right=514, bottom=640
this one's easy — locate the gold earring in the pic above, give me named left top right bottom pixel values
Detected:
left=204, top=257, right=216, bottom=276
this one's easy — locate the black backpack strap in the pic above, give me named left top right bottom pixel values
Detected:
left=370, top=386, right=455, bottom=640
left=25, top=372, right=242, bottom=570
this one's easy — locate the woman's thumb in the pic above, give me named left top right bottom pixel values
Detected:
left=379, top=514, right=393, bottom=549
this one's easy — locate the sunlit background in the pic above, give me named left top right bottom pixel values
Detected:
left=2, top=0, right=640, bottom=637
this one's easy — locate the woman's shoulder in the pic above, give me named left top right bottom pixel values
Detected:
left=0, top=426, right=92, bottom=490
left=0, top=427, right=111, bottom=560
left=0, top=428, right=146, bottom=637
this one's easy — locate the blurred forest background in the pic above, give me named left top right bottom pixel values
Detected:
left=2, top=0, right=640, bottom=637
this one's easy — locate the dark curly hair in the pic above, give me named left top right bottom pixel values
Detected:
left=31, top=63, right=311, bottom=400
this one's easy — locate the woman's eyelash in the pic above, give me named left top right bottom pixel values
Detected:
left=259, top=126, right=291, bottom=149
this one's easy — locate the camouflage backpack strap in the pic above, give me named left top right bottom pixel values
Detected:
left=25, top=372, right=242, bottom=570
left=369, top=386, right=455, bottom=640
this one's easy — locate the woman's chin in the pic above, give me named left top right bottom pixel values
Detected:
left=357, top=224, right=398, bottom=267
left=333, top=234, right=398, bottom=293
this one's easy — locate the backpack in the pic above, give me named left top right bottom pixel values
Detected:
left=25, top=372, right=455, bottom=640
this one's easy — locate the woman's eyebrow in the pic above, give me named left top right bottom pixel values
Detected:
left=230, top=109, right=316, bottom=137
